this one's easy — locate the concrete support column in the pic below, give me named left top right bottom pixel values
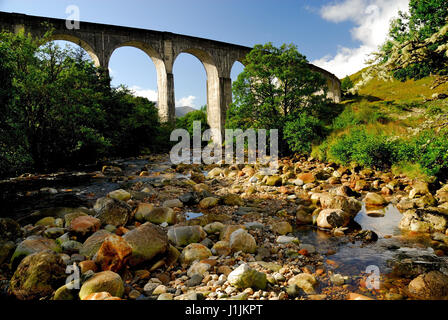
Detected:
left=206, top=76, right=232, bottom=144
left=219, top=76, right=232, bottom=133
left=158, top=71, right=175, bottom=123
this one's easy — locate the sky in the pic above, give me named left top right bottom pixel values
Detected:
left=0, top=0, right=409, bottom=108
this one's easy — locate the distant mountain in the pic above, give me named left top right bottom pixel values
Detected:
left=175, top=106, right=196, bottom=118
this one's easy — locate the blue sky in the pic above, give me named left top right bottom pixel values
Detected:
left=0, top=0, right=409, bottom=108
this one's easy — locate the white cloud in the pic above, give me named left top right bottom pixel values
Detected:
left=130, top=85, right=158, bottom=102
left=176, top=95, right=196, bottom=108
left=313, top=0, right=409, bottom=78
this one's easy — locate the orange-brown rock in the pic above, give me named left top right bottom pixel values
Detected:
left=94, top=234, right=132, bottom=272
left=70, top=216, right=101, bottom=236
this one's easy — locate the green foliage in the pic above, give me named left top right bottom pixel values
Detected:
left=176, top=106, right=209, bottom=136
left=341, top=76, right=354, bottom=96
left=227, top=42, right=330, bottom=154
left=283, top=114, right=325, bottom=155
left=376, top=0, right=448, bottom=81
left=0, top=30, right=167, bottom=178
left=332, top=104, right=388, bottom=130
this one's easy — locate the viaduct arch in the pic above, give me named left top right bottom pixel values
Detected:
left=0, top=11, right=341, bottom=142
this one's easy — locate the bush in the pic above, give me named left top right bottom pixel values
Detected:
left=283, top=113, right=325, bottom=155
left=332, top=104, right=388, bottom=130
left=326, top=128, right=396, bottom=169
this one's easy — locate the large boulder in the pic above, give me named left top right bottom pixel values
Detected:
left=93, top=234, right=132, bottom=272
left=408, top=271, right=448, bottom=299
left=399, top=209, right=448, bottom=233
left=93, top=197, right=131, bottom=227
left=134, top=203, right=155, bottom=222
left=122, top=222, right=169, bottom=266
left=409, top=181, right=430, bottom=199
left=10, top=236, right=61, bottom=270
left=167, top=225, right=206, bottom=247
left=79, top=271, right=124, bottom=300
left=317, top=209, right=351, bottom=229
left=227, top=264, right=267, bottom=290
left=9, top=251, right=66, bottom=300
left=79, top=230, right=111, bottom=259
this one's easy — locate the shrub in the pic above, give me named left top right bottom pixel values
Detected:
left=283, top=113, right=325, bottom=155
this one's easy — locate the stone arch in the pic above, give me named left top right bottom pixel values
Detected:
left=47, top=34, right=101, bottom=67
left=110, top=41, right=173, bottom=122
left=174, top=48, right=222, bottom=141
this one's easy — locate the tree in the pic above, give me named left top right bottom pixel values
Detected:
left=341, top=75, right=354, bottom=96
left=227, top=43, right=329, bottom=154
left=373, top=0, right=448, bottom=81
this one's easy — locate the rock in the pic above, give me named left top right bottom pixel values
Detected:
left=93, top=197, right=131, bottom=227
left=354, top=230, right=378, bottom=242
left=35, top=217, right=56, bottom=227
left=79, top=271, right=124, bottom=300
left=167, top=225, right=207, bottom=247
left=296, top=209, right=313, bottom=225
left=79, top=230, right=111, bottom=259
left=221, top=194, right=243, bottom=206
left=212, top=241, right=231, bottom=256
left=347, top=292, right=374, bottom=300
left=179, top=192, right=200, bottom=205
left=134, top=203, right=155, bottom=222
left=163, top=199, right=183, bottom=208
left=409, top=181, right=430, bottom=199
left=414, top=194, right=437, bottom=208
left=9, top=251, right=66, bottom=300
left=61, top=240, right=83, bottom=254
left=53, top=282, right=76, bottom=300
left=207, top=167, right=223, bottom=178
left=330, top=274, right=346, bottom=286
left=64, top=211, right=88, bottom=228
left=271, top=221, right=293, bottom=235
left=408, top=271, right=448, bottom=299
left=10, top=236, right=61, bottom=270
left=227, top=264, right=267, bottom=290
left=365, top=192, right=388, bottom=206
left=93, top=234, right=132, bottom=272
left=317, top=209, right=351, bottom=229
left=220, top=225, right=244, bottom=241
left=107, top=189, right=131, bottom=202
left=180, top=243, right=212, bottom=265
left=319, top=194, right=361, bottom=216
left=276, top=236, right=299, bottom=244
left=288, top=273, right=317, bottom=294
left=152, top=285, right=167, bottom=295
left=79, top=260, right=97, bottom=274
left=397, top=198, right=415, bottom=211
left=123, top=222, right=169, bottom=266
left=187, top=262, right=212, bottom=277
left=44, top=227, right=65, bottom=239
left=244, top=221, right=264, bottom=230
left=0, top=218, right=22, bottom=241
left=399, top=209, right=448, bottom=233
left=265, top=176, right=282, bottom=186
left=69, top=215, right=101, bottom=236
left=204, top=222, right=225, bottom=234
left=199, top=197, right=219, bottom=209
left=229, top=229, right=257, bottom=253
left=143, top=281, right=159, bottom=295
left=186, top=274, right=204, bottom=287
left=174, top=292, right=200, bottom=300
left=190, top=172, right=205, bottom=183
left=157, top=293, right=174, bottom=300
left=145, top=207, right=177, bottom=225
left=297, top=172, right=315, bottom=184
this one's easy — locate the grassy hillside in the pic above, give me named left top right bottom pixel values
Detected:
left=311, top=70, right=448, bottom=181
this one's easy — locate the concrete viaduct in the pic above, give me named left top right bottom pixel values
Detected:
left=0, top=11, right=341, bottom=142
